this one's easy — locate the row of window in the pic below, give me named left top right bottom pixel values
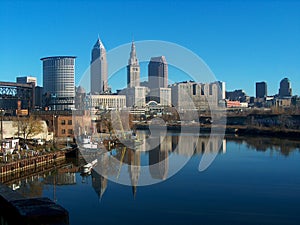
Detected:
left=61, top=120, right=72, bottom=125
left=61, top=129, right=73, bottom=135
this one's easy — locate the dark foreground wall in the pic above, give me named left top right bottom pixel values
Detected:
left=0, top=184, right=69, bottom=225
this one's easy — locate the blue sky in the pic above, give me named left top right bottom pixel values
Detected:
left=0, top=0, right=299, bottom=96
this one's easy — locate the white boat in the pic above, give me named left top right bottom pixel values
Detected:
left=82, top=159, right=98, bottom=174
left=80, top=136, right=98, bottom=150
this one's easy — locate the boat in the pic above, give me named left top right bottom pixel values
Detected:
left=79, top=136, right=99, bottom=150
left=81, top=159, right=98, bottom=174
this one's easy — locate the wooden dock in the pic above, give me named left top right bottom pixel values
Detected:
left=0, top=151, right=66, bottom=177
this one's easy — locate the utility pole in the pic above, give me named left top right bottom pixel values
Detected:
left=0, top=109, right=3, bottom=152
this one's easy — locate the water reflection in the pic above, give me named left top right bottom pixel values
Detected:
left=6, top=134, right=300, bottom=203
left=227, top=136, right=300, bottom=156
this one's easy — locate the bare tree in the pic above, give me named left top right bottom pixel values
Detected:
left=13, top=116, right=44, bottom=142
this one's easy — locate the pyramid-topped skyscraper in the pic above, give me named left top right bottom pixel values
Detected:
left=91, top=37, right=108, bottom=94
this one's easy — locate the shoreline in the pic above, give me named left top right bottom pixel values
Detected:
left=134, top=123, right=300, bottom=139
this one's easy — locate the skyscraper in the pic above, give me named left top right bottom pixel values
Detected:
left=148, top=56, right=168, bottom=90
left=127, top=41, right=140, bottom=88
left=91, top=38, right=108, bottom=94
left=279, top=78, right=292, bottom=97
left=256, top=81, right=267, bottom=98
left=41, top=56, right=76, bottom=110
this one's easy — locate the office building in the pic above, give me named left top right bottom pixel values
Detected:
left=256, top=81, right=267, bottom=98
left=87, top=94, right=126, bottom=112
left=91, top=38, right=108, bottom=94
left=171, top=81, right=225, bottom=110
left=16, top=76, right=37, bottom=86
left=148, top=56, right=168, bottom=90
left=41, top=56, right=76, bottom=110
left=279, top=78, right=292, bottom=97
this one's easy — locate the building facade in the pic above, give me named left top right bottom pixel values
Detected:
left=171, top=81, right=225, bottom=110
left=91, top=38, right=108, bottom=94
left=279, top=78, right=292, bottom=97
left=41, top=56, right=76, bottom=110
left=148, top=88, right=172, bottom=107
left=148, top=56, right=168, bottom=90
left=121, top=86, right=146, bottom=108
left=16, top=76, right=37, bottom=86
left=256, top=81, right=267, bottom=98
left=127, top=41, right=140, bottom=88
left=87, top=94, right=126, bottom=112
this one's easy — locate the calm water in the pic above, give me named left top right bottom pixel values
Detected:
left=8, top=132, right=300, bottom=225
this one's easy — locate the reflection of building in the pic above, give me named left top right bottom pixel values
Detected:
left=91, top=170, right=107, bottom=201
left=41, top=56, right=76, bottom=110
left=148, top=56, right=168, bottom=90
left=171, top=81, right=225, bottom=110
left=128, top=149, right=141, bottom=198
left=279, top=78, right=292, bottom=97
left=171, top=135, right=226, bottom=156
left=127, top=41, right=140, bottom=88
left=91, top=38, right=108, bottom=94
left=148, top=136, right=170, bottom=180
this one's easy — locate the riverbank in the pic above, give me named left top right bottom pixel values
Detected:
left=0, top=151, right=66, bottom=178
left=134, top=123, right=300, bottom=139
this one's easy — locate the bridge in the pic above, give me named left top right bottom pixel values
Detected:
left=0, top=81, right=35, bottom=111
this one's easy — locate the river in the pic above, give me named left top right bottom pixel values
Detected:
left=5, top=131, right=300, bottom=225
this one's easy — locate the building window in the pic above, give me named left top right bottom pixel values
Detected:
left=192, top=84, right=197, bottom=95
left=201, top=85, right=205, bottom=95
left=209, top=84, right=213, bottom=95
left=62, top=129, right=66, bottom=134
left=68, top=129, right=73, bottom=135
left=68, top=120, right=72, bottom=125
left=61, top=120, right=66, bottom=125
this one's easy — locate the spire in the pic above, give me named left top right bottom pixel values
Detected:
left=128, top=41, right=138, bottom=65
left=94, top=37, right=105, bottom=50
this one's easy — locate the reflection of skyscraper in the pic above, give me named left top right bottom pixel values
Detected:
left=128, top=149, right=141, bottom=198
left=148, top=56, right=168, bottom=90
left=91, top=170, right=107, bottom=201
left=91, top=153, right=109, bottom=200
left=279, top=78, right=292, bottom=97
left=149, top=136, right=170, bottom=180
left=127, top=41, right=140, bottom=88
left=91, top=38, right=108, bottom=94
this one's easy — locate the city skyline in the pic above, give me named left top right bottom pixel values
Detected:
left=0, top=0, right=300, bottom=96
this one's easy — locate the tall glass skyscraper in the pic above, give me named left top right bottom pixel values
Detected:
left=41, top=56, right=76, bottom=110
left=148, top=56, right=168, bottom=90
